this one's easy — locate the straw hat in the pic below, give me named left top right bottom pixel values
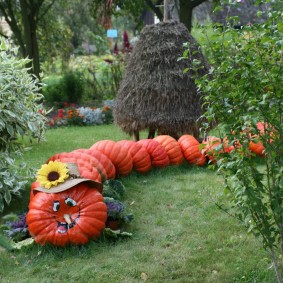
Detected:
left=34, top=162, right=103, bottom=194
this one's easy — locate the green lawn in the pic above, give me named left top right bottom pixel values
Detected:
left=0, top=125, right=276, bottom=282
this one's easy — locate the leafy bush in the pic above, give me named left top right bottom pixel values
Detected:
left=102, top=179, right=125, bottom=200
left=62, top=70, right=85, bottom=103
left=43, top=70, right=85, bottom=106
left=69, top=54, right=126, bottom=101
left=42, top=75, right=67, bottom=106
left=184, top=5, right=283, bottom=282
left=0, top=39, right=46, bottom=212
left=0, top=213, right=29, bottom=242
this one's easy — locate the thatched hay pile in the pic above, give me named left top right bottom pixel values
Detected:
left=114, top=21, right=209, bottom=139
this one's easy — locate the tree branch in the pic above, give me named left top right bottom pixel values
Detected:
left=0, top=2, right=26, bottom=56
left=37, top=0, right=55, bottom=22
left=191, top=0, right=207, bottom=9
left=145, top=0, right=163, bottom=20
left=0, top=32, right=8, bottom=39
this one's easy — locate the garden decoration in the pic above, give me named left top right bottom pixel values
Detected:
left=178, top=135, right=207, bottom=166
left=247, top=122, right=268, bottom=157
left=114, top=20, right=209, bottom=141
left=25, top=123, right=268, bottom=247
left=26, top=161, right=107, bottom=246
left=202, top=136, right=235, bottom=164
left=154, top=135, right=183, bottom=165
left=117, top=140, right=152, bottom=173
left=47, top=152, right=103, bottom=182
left=90, top=140, right=133, bottom=176
left=104, top=197, right=133, bottom=230
left=74, top=148, right=116, bottom=180
left=249, top=139, right=265, bottom=157
left=137, top=139, right=170, bottom=168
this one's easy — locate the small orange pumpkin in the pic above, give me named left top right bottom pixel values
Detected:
left=249, top=141, right=265, bottom=156
left=202, top=136, right=234, bottom=163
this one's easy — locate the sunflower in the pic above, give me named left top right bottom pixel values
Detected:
left=36, top=161, right=69, bottom=189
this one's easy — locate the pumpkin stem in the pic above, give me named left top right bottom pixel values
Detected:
left=64, top=214, right=72, bottom=224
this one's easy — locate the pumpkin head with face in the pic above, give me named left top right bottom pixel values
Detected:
left=26, top=161, right=107, bottom=246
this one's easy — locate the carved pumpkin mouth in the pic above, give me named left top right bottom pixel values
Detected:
left=56, top=211, right=80, bottom=234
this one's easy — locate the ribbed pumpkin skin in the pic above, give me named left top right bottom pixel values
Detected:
left=154, top=135, right=183, bottom=165
left=26, top=184, right=107, bottom=246
left=48, top=151, right=106, bottom=180
left=74, top=148, right=116, bottom=179
left=117, top=140, right=151, bottom=173
left=90, top=140, right=133, bottom=176
left=178, top=135, right=206, bottom=166
left=137, top=139, right=170, bottom=168
left=47, top=153, right=102, bottom=182
left=70, top=150, right=107, bottom=181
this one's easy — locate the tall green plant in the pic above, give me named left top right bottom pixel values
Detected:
left=0, top=39, right=46, bottom=212
left=183, top=5, right=283, bottom=282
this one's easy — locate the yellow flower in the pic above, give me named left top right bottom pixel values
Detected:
left=36, top=161, right=69, bottom=189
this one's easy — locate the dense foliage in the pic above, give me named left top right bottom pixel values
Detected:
left=0, top=39, right=46, bottom=212
left=184, top=5, right=283, bottom=281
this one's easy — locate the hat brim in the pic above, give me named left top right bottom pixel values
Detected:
left=34, top=178, right=103, bottom=194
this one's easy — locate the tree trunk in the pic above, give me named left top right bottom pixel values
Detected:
left=179, top=0, right=193, bottom=31
left=20, top=0, right=41, bottom=79
left=179, top=0, right=207, bottom=32
left=0, top=2, right=27, bottom=57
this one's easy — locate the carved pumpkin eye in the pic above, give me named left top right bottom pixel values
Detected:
left=65, top=197, right=76, bottom=207
left=53, top=201, right=60, bottom=212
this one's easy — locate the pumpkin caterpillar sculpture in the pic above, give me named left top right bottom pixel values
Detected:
left=27, top=133, right=264, bottom=246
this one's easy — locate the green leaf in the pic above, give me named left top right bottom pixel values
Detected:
left=3, top=189, right=11, bottom=204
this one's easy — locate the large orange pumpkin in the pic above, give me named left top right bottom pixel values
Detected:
left=117, top=140, right=151, bottom=173
left=178, top=135, right=206, bottom=166
left=74, top=148, right=116, bottom=180
left=26, top=183, right=107, bottom=246
left=90, top=140, right=133, bottom=176
left=154, top=135, right=183, bottom=165
left=137, top=139, right=170, bottom=168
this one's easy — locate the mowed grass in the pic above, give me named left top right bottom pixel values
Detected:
left=0, top=125, right=276, bottom=282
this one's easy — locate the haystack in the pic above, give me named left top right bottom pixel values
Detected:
left=114, top=21, right=209, bottom=140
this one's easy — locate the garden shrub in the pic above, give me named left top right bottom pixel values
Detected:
left=42, top=75, right=67, bottom=107
left=61, top=70, right=85, bottom=103
left=43, top=70, right=85, bottom=106
left=0, top=39, right=46, bottom=212
left=183, top=4, right=283, bottom=281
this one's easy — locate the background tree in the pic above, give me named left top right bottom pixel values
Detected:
left=89, top=0, right=208, bottom=32
left=0, top=0, right=56, bottom=79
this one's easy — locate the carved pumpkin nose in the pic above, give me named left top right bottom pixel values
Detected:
left=64, top=214, right=72, bottom=224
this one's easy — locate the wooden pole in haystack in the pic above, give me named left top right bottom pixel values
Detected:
left=113, top=1, right=209, bottom=141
